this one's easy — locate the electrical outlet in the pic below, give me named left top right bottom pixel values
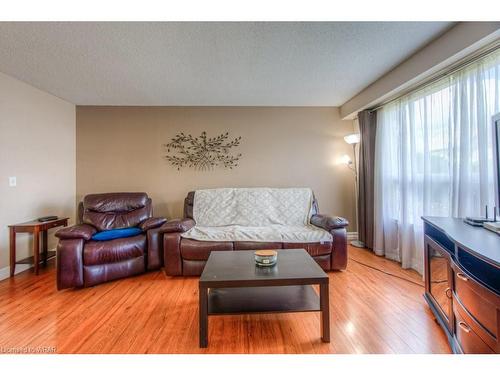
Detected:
left=9, top=176, right=16, bottom=187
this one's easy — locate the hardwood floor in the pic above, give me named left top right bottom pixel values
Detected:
left=0, top=246, right=451, bottom=354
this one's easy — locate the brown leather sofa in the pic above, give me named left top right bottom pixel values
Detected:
left=55, top=192, right=167, bottom=289
left=163, top=191, right=349, bottom=276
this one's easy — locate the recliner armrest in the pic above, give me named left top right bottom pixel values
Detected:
left=310, top=214, right=349, bottom=230
left=55, top=224, right=96, bottom=241
left=160, top=218, right=195, bottom=233
left=139, top=217, right=167, bottom=231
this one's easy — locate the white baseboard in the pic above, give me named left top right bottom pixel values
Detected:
left=0, top=264, right=33, bottom=281
left=347, top=232, right=358, bottom=240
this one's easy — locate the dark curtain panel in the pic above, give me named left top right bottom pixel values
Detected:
left=357, top=110, right=377, bottom=249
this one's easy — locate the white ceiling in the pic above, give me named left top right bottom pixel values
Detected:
left=0, top=22, right=453, bottom=106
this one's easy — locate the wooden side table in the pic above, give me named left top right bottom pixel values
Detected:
left=9, top=217, right=69, bottom=276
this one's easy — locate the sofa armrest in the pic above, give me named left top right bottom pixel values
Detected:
left=146, top=219, right=194, bottom=272
left=57, top=238, right=84, bottom=289
left=160, top=218, right=196, bottom=233
left=146, top=224, right=166, bottom=270
left=55, top=224, right=96, bottom=241
left=139, top=217, right=167, bottom=231
left=310, top=214, right=349, bottom=231
left=164, top=232, right=183, bottom=276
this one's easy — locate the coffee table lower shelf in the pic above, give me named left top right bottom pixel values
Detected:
left=208, top=285, right=320, bottom=315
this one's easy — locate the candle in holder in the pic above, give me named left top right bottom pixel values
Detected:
left=254, top=250, right=278, bottom=267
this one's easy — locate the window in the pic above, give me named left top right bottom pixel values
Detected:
left=374, top=48, right=500, bottom=273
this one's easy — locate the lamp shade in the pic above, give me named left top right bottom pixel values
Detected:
left=344, top=133, right=360, bottom=144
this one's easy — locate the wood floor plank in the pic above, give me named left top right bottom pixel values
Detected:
left=0, top=246, right=451, bottom=354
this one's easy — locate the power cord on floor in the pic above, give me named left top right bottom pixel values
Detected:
left=348, top=257, right=424, bottom=288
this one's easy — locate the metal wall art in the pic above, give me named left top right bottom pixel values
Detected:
left=164, top=131, right=242, bottom=170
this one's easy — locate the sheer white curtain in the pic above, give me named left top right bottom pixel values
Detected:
left=374, top=49, right=500, bottom=274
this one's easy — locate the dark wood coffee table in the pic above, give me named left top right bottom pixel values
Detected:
left=198, top=249, right=330, bottom=347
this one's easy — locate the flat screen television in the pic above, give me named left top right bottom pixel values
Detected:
left=494, top=113, right=500, bottom=208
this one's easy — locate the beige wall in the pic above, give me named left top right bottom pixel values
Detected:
left=0, top=72, right=76, bottom=271
left=76, top=106, right=357, bottom=230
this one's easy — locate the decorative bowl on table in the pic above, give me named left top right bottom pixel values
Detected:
left=254, top=249, right=278, bottom=267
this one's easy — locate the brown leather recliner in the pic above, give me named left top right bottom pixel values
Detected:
left=162, top=191, right=349, bottom=276
left=55, top=192, right=167, bottom=289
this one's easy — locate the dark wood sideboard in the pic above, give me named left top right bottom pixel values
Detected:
left=422, top=217, right=500, bottom=354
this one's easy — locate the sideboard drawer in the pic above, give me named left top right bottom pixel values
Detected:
left=451, top=261, right=500, bottom=347
left=453, top=300, right=495, bottom=354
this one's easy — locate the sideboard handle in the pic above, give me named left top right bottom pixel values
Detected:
left=445, top=287, right=452, bottom=299
left=458, top=321, right=471, bottom=333
left=456, top=272, right=469, bottom=282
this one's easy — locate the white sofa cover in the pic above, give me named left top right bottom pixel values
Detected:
left=181, top=187, right=332, bottom=243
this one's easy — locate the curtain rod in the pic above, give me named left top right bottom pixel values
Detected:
left=366, top=39, right=500, bottom=113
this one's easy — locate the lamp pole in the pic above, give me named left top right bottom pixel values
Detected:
left=350, top=142, right=365, bottom=248
left=343, top=133, right=365, bottom=249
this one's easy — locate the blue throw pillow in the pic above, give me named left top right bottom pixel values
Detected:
left=91, top=227, right=143, bottom=241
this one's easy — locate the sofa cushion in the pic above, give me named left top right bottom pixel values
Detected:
left=83, top=208, right=150, bottom=232
left=84, top=192, right=148, bottom=212
left=192, top=187, right=314, bottom=227
left=91, top=227, right=142, bottom=241
left=233, top=241, right=283, bottom=250
left=182, top=224, right=332, bottom=243
left=282, top=242, right=332, bottom=257
left=180, top=239, right=233, bottom=261
left=184, top=190, right=321, bottom=219
left=82, top=193, right=151, bottom=231
left=83, top=234, right=146, bottom=266
left=83, top=256, right=145, bottom=287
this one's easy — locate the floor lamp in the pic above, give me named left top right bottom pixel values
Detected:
left=342, top=133, right=365, bottom=248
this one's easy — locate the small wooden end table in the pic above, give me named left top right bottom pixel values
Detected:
left=198, top=249, right=330, bottom=348
left=9, top=217, right=69, bottom=276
